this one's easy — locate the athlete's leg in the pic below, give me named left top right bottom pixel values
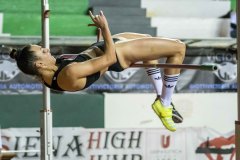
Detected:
left=144, top=60, right=183, bottom=124
left=113, top=34, right=163, bottom=95
left=115, top=37, right=186, bottom=131
left=113, top=34, right=164, bottom=96
left=141, top=42, right=184, bottom=123
left=112, top=32, right=151, bottom=40
left=116, top=37, right=185, bottom=105
left=112, top=36, right=164, bottom=97
left=116, top=37, right=185, bottom=70
left=144, top=60, right=162, bottom=96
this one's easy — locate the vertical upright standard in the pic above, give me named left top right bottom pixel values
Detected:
left=41, top=0, right=53, bottom=160
left=236, top=0, right=240, bottom=159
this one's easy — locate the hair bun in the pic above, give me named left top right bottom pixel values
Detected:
left=9, top=48, right=18, bottom=60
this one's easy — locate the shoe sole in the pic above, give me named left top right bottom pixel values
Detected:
left=152, top=105, right=176, bottom=132
left=171, top=104, right=183, bottom=123
left=172, top=114, right=183, bottom=123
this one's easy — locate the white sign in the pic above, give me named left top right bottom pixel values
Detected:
left=1, top=127, right=236, bottom=160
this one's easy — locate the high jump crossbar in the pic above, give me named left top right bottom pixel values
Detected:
left=60, top=55, right=218, bottom=71
left=41, top=0, right=53, bottom=160
left=130, top=63, right=217, bottom=71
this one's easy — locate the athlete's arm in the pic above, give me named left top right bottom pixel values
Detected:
left=64, top=11, right=116, bottom=78
left=90, top=11, right=116, bottom=63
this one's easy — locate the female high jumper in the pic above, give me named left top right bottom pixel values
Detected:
left=9, top=11, right=185, bottom=132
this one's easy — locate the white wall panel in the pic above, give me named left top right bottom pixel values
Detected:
left=105, top=93, right=237, bottom=133
left=0, top=13, right=3, bottom=34
left=141, top=0, right=230, bottom=18
left=151, top=18, right=230, bottom=38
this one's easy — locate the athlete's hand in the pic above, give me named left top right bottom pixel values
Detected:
left=88, top=10, right=109, bottom=30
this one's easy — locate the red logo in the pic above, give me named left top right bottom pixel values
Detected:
left=196, top=135, right=235, bottom=160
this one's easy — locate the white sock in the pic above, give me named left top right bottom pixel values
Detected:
left=146, top=68, right=162, bottom=96
left=161, top=73, right=179, bottom=107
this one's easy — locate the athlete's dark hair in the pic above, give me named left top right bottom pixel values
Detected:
left=9, top=45, right=40, bottom=76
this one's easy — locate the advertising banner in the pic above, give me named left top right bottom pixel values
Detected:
left=0, top=46, right=236, bottom=94
left=0, top=47, right=42, bottom=94
left=1, top=127, right=236, bottom=160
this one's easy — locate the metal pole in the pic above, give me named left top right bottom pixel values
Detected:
left=41, top=0, right=53, bottom=160
left=2, top=150, right=40, bottom=153
left=236, top=0, right=240, bottom=159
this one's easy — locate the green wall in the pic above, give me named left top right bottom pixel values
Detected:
left=0, top=0, right=96, bottom=36
left=231, top=0, right=236, bottom=11
left=0, top=0, right=89, bottom=14
left=0, top=94, right=104, bottom=128
left=3, top=14, right=95, bottom=36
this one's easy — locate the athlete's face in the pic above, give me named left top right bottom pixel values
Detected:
left=30, top=45, right=56, bottom=69
left=30, top=45, right=55, bottom=62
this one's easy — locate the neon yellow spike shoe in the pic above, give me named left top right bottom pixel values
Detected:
left=152, top=99, right=176, bottom=132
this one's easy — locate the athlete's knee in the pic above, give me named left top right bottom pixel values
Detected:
left=143, top=60, right=158, bottom=64
left=175, top=40, right=186, bottom=58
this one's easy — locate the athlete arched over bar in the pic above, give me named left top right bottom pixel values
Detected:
left=9, top=11, right=185, bottom=132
